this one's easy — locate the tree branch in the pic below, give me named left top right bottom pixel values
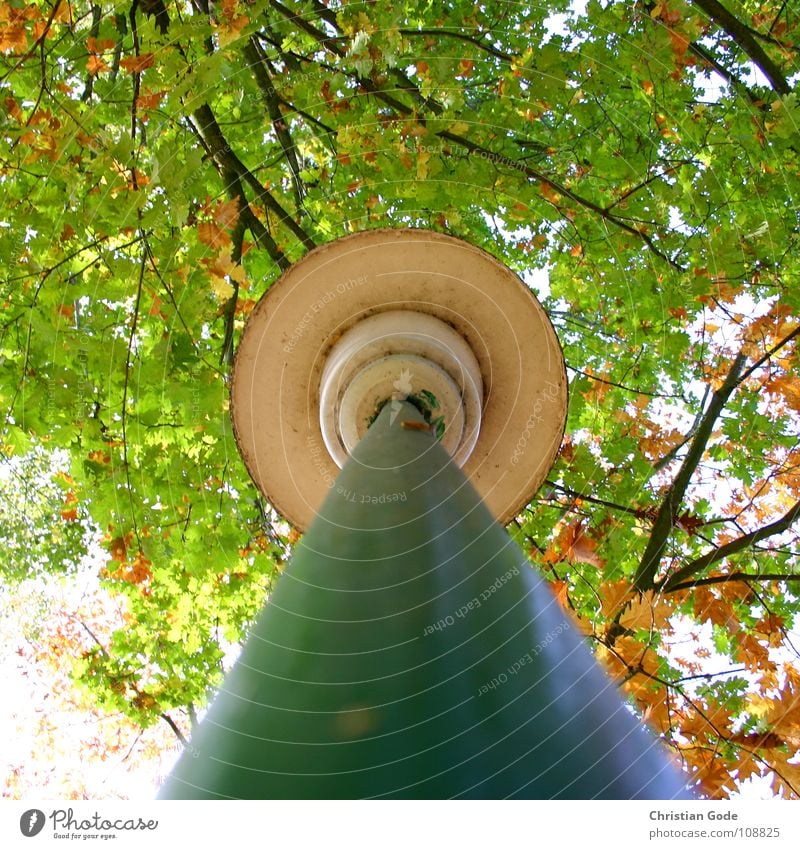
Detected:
left=736, top=324, right=800, bottom=387
left=567, top=365, right=684, bottom=399
left=160, top=712, right=190, bottom=747
left=664, top=571, right=800, bottom=594
left=221, top=212, right=245, bottom=367
left=244, top=37, right=305, bottom=207
left=545, top=480, right=649, bottom=519
left=661, top=499, right=800, bottom=591
left=437, top=130, right=686, bottom=271
left=687, top=32, right=762, bottom=103
left=399, top=27, right=513, bottom=62
left=268, top=0, right=345, bottom=57
left=120, top=241, right=146, bottom=550
left=193, top=103, right=315, bottom=252
left=690, top=0, right=791, bottom=94
left=633, top=351, right=747, bottom=590
left=185, top=113, right=287, bottom=270
left=653, top=384, right=711, bottom=472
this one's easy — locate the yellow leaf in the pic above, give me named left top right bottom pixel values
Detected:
left=619, top=591, right=675, bottom=633
left=416, top=148, right=430, bottom=180
left=211, top=277, right=235, bottom=301
left=747, top=694, right=774, bottom=719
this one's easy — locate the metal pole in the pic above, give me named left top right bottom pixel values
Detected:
left=159, top=401, right=691, bottom=799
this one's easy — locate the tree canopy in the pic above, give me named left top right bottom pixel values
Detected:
left=1, top=0, right=799, bottom=798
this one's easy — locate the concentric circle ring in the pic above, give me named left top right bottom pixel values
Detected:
left=319, top=310, right=483, bottom=468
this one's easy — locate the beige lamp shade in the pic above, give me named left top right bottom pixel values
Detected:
left=230, top=228, right=567, bottom=532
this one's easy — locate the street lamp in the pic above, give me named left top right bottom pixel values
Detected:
left=159, top=229, right=691, bottom=799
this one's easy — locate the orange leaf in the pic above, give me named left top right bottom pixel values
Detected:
left=543, top=521, right=606, bottom=569
left=87, top=37, right=117, bottom=53
left=4, top=96, right=22, bottom=121
left=642, top=80, right=654, bottom=96
left=669, top=30, right=689, bottom=56
left=218, top=13, right=249, bottom=44
left=729, top=731, right=784, bottom=749
left=540, top=182, right=562, bottom=204
left=735, top=632, right=772, bottom=673
left=766, top=374, right=800, bottom=412
left=214, top=198, right=240, bottom=230
left=136, top=90, right=166, bottom=110
left=0, top=23, right=28, bottom=53
left=197, top=221, right=231, bottom=250
left=120, top=53, right=155, bottom=74
left=569, top=526, right=604, bottom=568
left=598, top=579, right=632, bottom=618
left=694, top=586, right=737, bottom=629
left=550, top=579, right=569, bottom=609
left=675, top=511, right=705, bottom=535
left=108, top=536, right=128, bottom=562
left=87, top=55, right=109, bottom=75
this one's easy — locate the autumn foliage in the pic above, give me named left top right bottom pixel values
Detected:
left=1, top=0, right=800, bottom=797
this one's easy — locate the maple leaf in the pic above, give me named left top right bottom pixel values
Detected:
left=60, top=490, right=79, bottom=521
left=136, top=91, right=166, bottom=110
left=675, top=511, right=705, bottom=535
left=86, top=54, right=109, bottom=76
left=87, top=38, right=116, bottom=53
left=693, top=586, right=738, bottom=629
left=107, top=536, right=128, bottom=563
left=619, top=591, right=675, bottom=634
left=457, top=59, right=474, bottom=77
left=197, top=221, right=231, bottom=250
left=766, top=374, right=800, bottom=412
left=210, top=277, right=235, bottom=301
left=544, top=520, right=606, bottom=569
left=119, top=54, right=155, bottom=74
left=214, top=198, right=240, bottom=230
left=598, top=579, right=631, bottom=618
left=0, top=22, right=27, bottom=53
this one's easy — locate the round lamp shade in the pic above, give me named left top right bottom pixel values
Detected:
left=230, top=229, right=567, bottom=531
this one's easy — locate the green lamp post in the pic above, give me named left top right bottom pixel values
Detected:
left=158, top=230, right=692, bottom=799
